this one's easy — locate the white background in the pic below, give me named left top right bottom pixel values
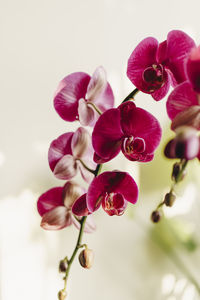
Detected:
left=1, top=0, right=200, bottom=299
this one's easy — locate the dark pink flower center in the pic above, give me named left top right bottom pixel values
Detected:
left=101, top=192, right=127, bottom=216
left=122, top=136, right=146, bottom=160
left=143, top=64, right=165, bottom=92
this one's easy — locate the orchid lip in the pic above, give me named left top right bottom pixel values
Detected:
left=142, top=64, right=165, bottom=91
left=101, top=192, right=127, bottom=216
left=122, top=136, right=146, bottom=155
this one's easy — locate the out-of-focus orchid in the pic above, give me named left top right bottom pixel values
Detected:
left=92, top=101, right=161, bottom=163
left=82, top=171, right=138, bottom=216
left=37, top=182, right=95, bottom=232
left=164, top=126, right=200, bottom=160
left=54, top=66, right=114, bottom=126
left=127, top=30, right=195, bottom=101
left=48, top=127, right=96, bottom=183
left=167, top=46, right=200, bottom=129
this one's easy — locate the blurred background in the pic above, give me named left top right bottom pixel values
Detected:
left=1, top=0, right=200, bottom=299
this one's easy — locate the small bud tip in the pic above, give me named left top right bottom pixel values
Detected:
left=151, top=210, right=161, bottom=223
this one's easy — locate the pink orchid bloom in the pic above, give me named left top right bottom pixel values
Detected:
left=92, top=101, right=162, bottom=163
left=37, top=182, right=95, bottom=232
left=54, top=66, right=114, bottom=126
left=48, top=127, right=96, bottom=183
left=75, top=171, right=139, bottom=216
left=127, top=30, right=195, bottom=101
left=167, top=46, right=200, bottom=130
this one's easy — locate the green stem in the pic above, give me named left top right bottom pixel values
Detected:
left=78, top=159, right=96, bottom=174
left=87, top=102, right=102, bottom=115
left=155, top=159, right=188, bottom=211
left=61, top=163, right=102, bottom=296
left=122, top=88, right=139, bottom=103
left=63, top=216, right=87, bottom=291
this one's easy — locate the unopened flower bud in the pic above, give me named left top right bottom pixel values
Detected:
left=59, top=260, right=68, bottom=273
left=151, top=210, right=161, bottom=223
left=78, top=248, right=94, bottom=269
left=172, top=162, right=186, bottom=182
left=58, top=290, right=67, bottom=300
left=164, top=126, right=199, bottom=160
left=164, top=192, right=176, bottom=207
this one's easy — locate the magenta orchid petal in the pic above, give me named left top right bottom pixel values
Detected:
left=86, top=66, right=107, bottom=101
left=166, top=30, right=195, bottom=84
left=53, top=154, right=77, bottom=180
left=186, top=46, right=200, bottom=93
left=54, top=72, right=91, bottom=122
left=171, top=106, right=200, bottom=131
left=119, top=101, right=162, bottom=154
left=37, top=187, right=64, bottom=217
left=127, top=37, right=159, bottom=92
left=86, top=171, right=138, bottom=213
left=157, top=40, right=167, bottom=64
left=41, top=206, right=71, bottom=230
left=48, top=132, right=73, bottom=171
left=72, top=193, right=89, bottom=216
left=93, top=152, right=110, bottom=164
left=151, top=70, right=170, bottom=101
left=71, top=127, right=90, bottom=159
left=92, top=108, right=123, bottom=160
left=166, top=81, right=198, bottom=120
left=78, top=98, right=97, bottom=126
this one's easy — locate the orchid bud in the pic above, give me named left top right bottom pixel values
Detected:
left=172, top=162, right=186, bottom=182
left=151, top=211, right=161, bottom=223
left=165, top=126, right=199, bottom=160
left=58, top=290, right=67, bottom=300
left=62, top=181, right=85, bottom=208
left=59, top=260, right=68, bottom=273
left=78, top=248, right=94, bottom=269
left=164, top=192, right=176, bottom=207
left=175, top=126, right=199, bottom=160
left=71, top=127, right=90, bottom=158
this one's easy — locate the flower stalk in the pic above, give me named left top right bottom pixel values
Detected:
left=152, top=159, right=189, bottom=221
left=122, top=88, right=139, bottom=103
left=60, top=216, right=87, bottom=298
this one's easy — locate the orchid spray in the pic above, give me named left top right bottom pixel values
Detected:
left=37, top=30, right=200, bottom=298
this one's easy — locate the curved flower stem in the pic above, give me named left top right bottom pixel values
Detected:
left=60, top=163, right=102, bottom=298
left=94, top=163, right=102, bottom=177
left=156, top=159, right=189, bottom=212
left=136, top=216, right=200, bottom=295
left=62, top=216, right=87, bottom=293
left=87, top=102, right=102, bottom=115
left=122, top=88, right=139, bottom=103
left=78, top=159, right=96, bottom=174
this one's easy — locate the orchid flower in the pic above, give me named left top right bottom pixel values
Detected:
left=167, top=46, right=200, bottom=130
left=37, top=182, right=95, bottom=232
left=48, top=127, right=96, bottom=183
left=92, top=101, right=161, bottom=163
left=54, top=66, right=114, bottom=126
left=127, top=30, right=195, bottom=101
left=78, top=171, right=139, bottom=216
